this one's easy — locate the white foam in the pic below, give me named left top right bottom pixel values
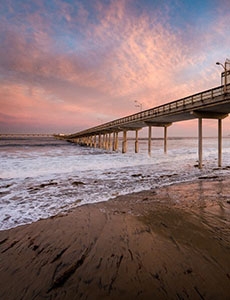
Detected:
left=1, top=137, right=230, bottom=230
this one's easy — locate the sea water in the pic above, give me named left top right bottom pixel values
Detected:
left=1, top=136, right=230, bottom=230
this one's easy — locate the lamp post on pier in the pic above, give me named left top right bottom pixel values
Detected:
left=216, top=59, right=230, bottom=93
left=134, top=100, right=143, bottom=111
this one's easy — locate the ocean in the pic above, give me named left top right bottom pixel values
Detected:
left=1, top=135, right=230, bottom=230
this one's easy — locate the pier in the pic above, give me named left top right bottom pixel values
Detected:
left=60, top=83, right=230, bottom=169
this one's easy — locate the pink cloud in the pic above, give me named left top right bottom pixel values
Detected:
left=0, top=0, right=229, bottom=134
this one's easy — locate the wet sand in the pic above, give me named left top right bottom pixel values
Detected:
left=0, top=177, right=230, bottom=300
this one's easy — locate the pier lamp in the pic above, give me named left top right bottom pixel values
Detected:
left=134, top=100, right=143, bottom=111
left=216, top=59, right=230, bottom=93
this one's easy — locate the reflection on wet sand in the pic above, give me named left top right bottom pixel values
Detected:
left=0, top=178, right=230, bottom=299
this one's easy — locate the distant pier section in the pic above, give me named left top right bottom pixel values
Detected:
left=0, top=134, right=53, bottom=138
left=58, top=83, right=230, bottom=169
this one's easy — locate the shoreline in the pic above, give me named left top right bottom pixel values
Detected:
left=0, top=177, right=230, bottom=299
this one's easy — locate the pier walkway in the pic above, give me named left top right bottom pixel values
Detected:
left=60, top=83, right=230, bottom=168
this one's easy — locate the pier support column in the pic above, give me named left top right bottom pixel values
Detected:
left=122, top=131, right=127, bottom=153
left=145, top=122, right=172, bottom=154
left=98, top=134, right=102, bottom=148
left=164, top=126, right=168, bottom=154
left=112, top=132, right=116, bottom=151
left=135, top=130, right=139, bottom=153
left=148, top=126, right=152, bottom=156
left=103, top=134, right=106, bottom=149
left=115, top=132, right=119, bottom=151
left=218, top=119, right=222, bottom=168
left=105, top=134, right=109, bottom=150
left=108, top=133, right=112, bottom=150
left=113, top=132, right=119, bottom=151
left=193, top=111, right=228, bottom=168
left=198, top=118, right=203, bottom=169
left=104, top=134, right=107, bottom=149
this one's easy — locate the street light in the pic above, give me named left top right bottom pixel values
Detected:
left=134, top=100, right=143, bottom=111
left=216, top=59, right=230, bottom=93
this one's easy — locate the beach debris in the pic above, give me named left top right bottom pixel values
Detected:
left=160, top=173, right=178, bottom=178
left=184, top=268, right=193, bottom=274
left=194, top=163, right=203, bottom=168
left=28, top=181, right=58, bottom=192
left=152, top=272, right=160, bottom=280
left=198, top=175, right=219, bottom=180
left=142, top=197, right=149, bottom=201
left=222, top=166, right=230, bottom=170
left=131, top=173, right=142, bottom=177
left=72, top=181, right=85, bottom=186
left=1, top=184, right=11, bottom=189
left=40, top=182, right=58, bottom=188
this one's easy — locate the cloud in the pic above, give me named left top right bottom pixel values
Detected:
left=0, top=0, right=229, bottom=134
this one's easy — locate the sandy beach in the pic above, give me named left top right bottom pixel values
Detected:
left=0, top=177, right=230, bottom=300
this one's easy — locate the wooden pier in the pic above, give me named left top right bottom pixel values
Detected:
left=59, top=83, right=230, bottom=169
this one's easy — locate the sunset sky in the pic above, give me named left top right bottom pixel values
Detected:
left=1, top=0, right=230, bottom=136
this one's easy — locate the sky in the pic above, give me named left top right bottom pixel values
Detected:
left=1, top=0, right=230, bottom=136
